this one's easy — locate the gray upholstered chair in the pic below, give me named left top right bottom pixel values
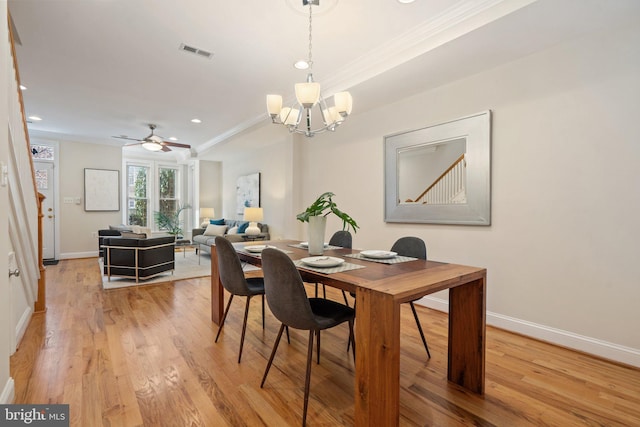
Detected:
left=315, top=230, right=353, bottom=301
left=346, top=236, right=431, bottom=359
left=214, top=236, right=266, bottom=363
left=260, top=248, right=355, bottom=427
left=390, top=236, right=431, bottom=359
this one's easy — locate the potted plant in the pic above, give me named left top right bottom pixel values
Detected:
left=297, top=192, right=358, bottom=255
left=154, top=204, right=191, bottom=239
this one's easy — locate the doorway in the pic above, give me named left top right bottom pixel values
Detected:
left=32, top=143, right=58, bottom=261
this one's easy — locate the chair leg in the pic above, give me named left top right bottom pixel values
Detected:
left=214, top=294, right=235, bottom=343
left=238, top=296, right=252, bottom=363
left=410, top=302, right=431, bottom=359
left=261, top=323, right=286, bottom=388
left=347, top=298, right=356, bottom=353
left=314, top=283, right=327, bottom=299
left=261, top=294, right=265, bottom=329
left=303, top=330, right=315, bottom=427
left=316, top=330, right=321, bottom=364
left=348, top=319, right=356, bottom=362
left=342, top=290, right=349, bottom=307
left=285, top=325, right=291, bottom=344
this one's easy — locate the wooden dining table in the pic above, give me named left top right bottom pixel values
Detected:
left=209, top=240, right=486, bottom=426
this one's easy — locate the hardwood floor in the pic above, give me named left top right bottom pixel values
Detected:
left=11, top=258, right=640, bottom=426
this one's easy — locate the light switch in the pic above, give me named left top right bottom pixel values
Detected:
left=63, top=197, right=74, bottom=204
left=1, top=162, right=7, bottom=187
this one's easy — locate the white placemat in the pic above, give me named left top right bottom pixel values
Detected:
left=288, top=244, right=344, bottom=250
left=293, top=260, right=365, bottom=274
left=344, top=253, right=418, bottom=264
left=236, top=246, right=293, bottom=257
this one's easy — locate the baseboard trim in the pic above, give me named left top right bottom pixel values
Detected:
left=0, top=377, right=15, bottom=404
left=59, top=251, right=96, bottom=260
left=415, top=296, right=640, bottom=368
left=14, top=306, right=33, bottom=354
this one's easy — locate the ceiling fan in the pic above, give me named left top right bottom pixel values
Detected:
left=112, top=124, right=191, bottom=152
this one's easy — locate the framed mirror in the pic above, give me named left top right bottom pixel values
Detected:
left=384, top=111, right=491, bottom=225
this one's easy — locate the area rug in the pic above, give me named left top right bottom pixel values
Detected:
left=100, top=251, right=212, bottom=290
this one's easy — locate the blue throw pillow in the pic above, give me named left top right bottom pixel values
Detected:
left=237, top=221, right=250, bottom=233
left=210, top=218, right=225, bottom=225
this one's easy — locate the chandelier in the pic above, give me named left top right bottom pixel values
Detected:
left=266, top=0, right=352, bottom=137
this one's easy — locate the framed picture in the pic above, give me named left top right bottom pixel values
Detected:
left=84, top=168, right=120, bottom=211
left=236, top=172, right=260, bottom=215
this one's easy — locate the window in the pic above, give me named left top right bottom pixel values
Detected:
left=157, top=166, right=182, bottom=231
left=124, top=162, right=185, bottom=230
left=30, top=144, right=55, bottom=160
left=126, top=165, right=149, bottom=226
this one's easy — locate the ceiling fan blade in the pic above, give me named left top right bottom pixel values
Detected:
left=164, top=141, right=191, bottom=149
left=123, top=142, right=144, bottom=147
left=112, top=135, right=143, bottom=142
left=161, top=145, right=172, bottom=152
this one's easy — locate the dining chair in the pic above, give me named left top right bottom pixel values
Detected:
left=314, top=230, right=352, bottom=303
left=260, top=248, right=355, bottom=427
left=390, top=236, right=431, bottom=359
left=345, top=236, right=431, bottom=359
left=214, top=236, right=266, bottom=363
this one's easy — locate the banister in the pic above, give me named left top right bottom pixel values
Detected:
left=409, top=154, right=465, bottom=203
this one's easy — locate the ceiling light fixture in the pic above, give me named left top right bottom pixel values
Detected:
left=191, top=118, right=202, bottom=123
left=19, top=84, right=27, bottom=90
left=28, top=115, right=42, bottom=121
left=266, top=0, right=352, bottom=137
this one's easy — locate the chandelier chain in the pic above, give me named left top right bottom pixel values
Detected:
left=307, top=3, right=313, bottom=70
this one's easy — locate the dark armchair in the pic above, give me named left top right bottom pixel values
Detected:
left=102, top=236, right=176, bottom=283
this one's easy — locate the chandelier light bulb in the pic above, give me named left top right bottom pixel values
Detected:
left=266, top=94, right=283, bottom=117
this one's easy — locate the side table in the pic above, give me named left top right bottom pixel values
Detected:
left=175, top=239, right=193, bottom=257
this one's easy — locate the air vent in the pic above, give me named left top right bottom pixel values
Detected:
left=179, top=43, right=213, bottom=59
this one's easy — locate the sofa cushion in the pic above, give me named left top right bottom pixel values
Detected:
left=227, top=226, right=238, bottom=235
left=109, top=224, right=132, bottom=232
left=204, top=224, right=227, bottom=236
left=210, top=218, right=225, bottom=225
left=237, top=221, right=250, bottom=233
left=120, top=231, right=147, bottom=239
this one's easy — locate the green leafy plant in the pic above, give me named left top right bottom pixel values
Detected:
left=154, top=204, right=191, bottom=237
left=296, top=192, right=359, bottom=233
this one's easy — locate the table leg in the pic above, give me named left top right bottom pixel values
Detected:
left=210, top=244, right=223, bottom=325
left=354, top=288, right=401, bottom=426
left=447, top=276, right=486, bottom=393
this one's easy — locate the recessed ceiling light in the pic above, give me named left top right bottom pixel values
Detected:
left=28, top=115, right=42, bottom=121
left=169, top=137, right=178, bottom=141
left=398, top=0, right=415, bottom=3
left=19, top=84, right=27, bottom=90
left=294, top=60, right=309, bottom=70
left=191, top=118, right=202, bottom=124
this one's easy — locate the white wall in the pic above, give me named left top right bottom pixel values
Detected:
left=58, top=141, right=122, bottom=258
left=206, top=125, right=302, bottom=241
left=2, top=2, right=15, bottom=403
left=198, top=159, right=222, bottom=223
left=204, top=23, right=640, bottom=366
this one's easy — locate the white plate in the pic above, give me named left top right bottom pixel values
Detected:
left=245, top=245, right=268, bottom=253
left=360, top=250, right=397, bottom=259
left=299, top=241, right=329, bottom=248
left=301, top=256, right=345, bottom=268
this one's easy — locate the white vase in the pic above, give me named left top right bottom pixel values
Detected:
left=307, top=216, right=327, bottom=255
